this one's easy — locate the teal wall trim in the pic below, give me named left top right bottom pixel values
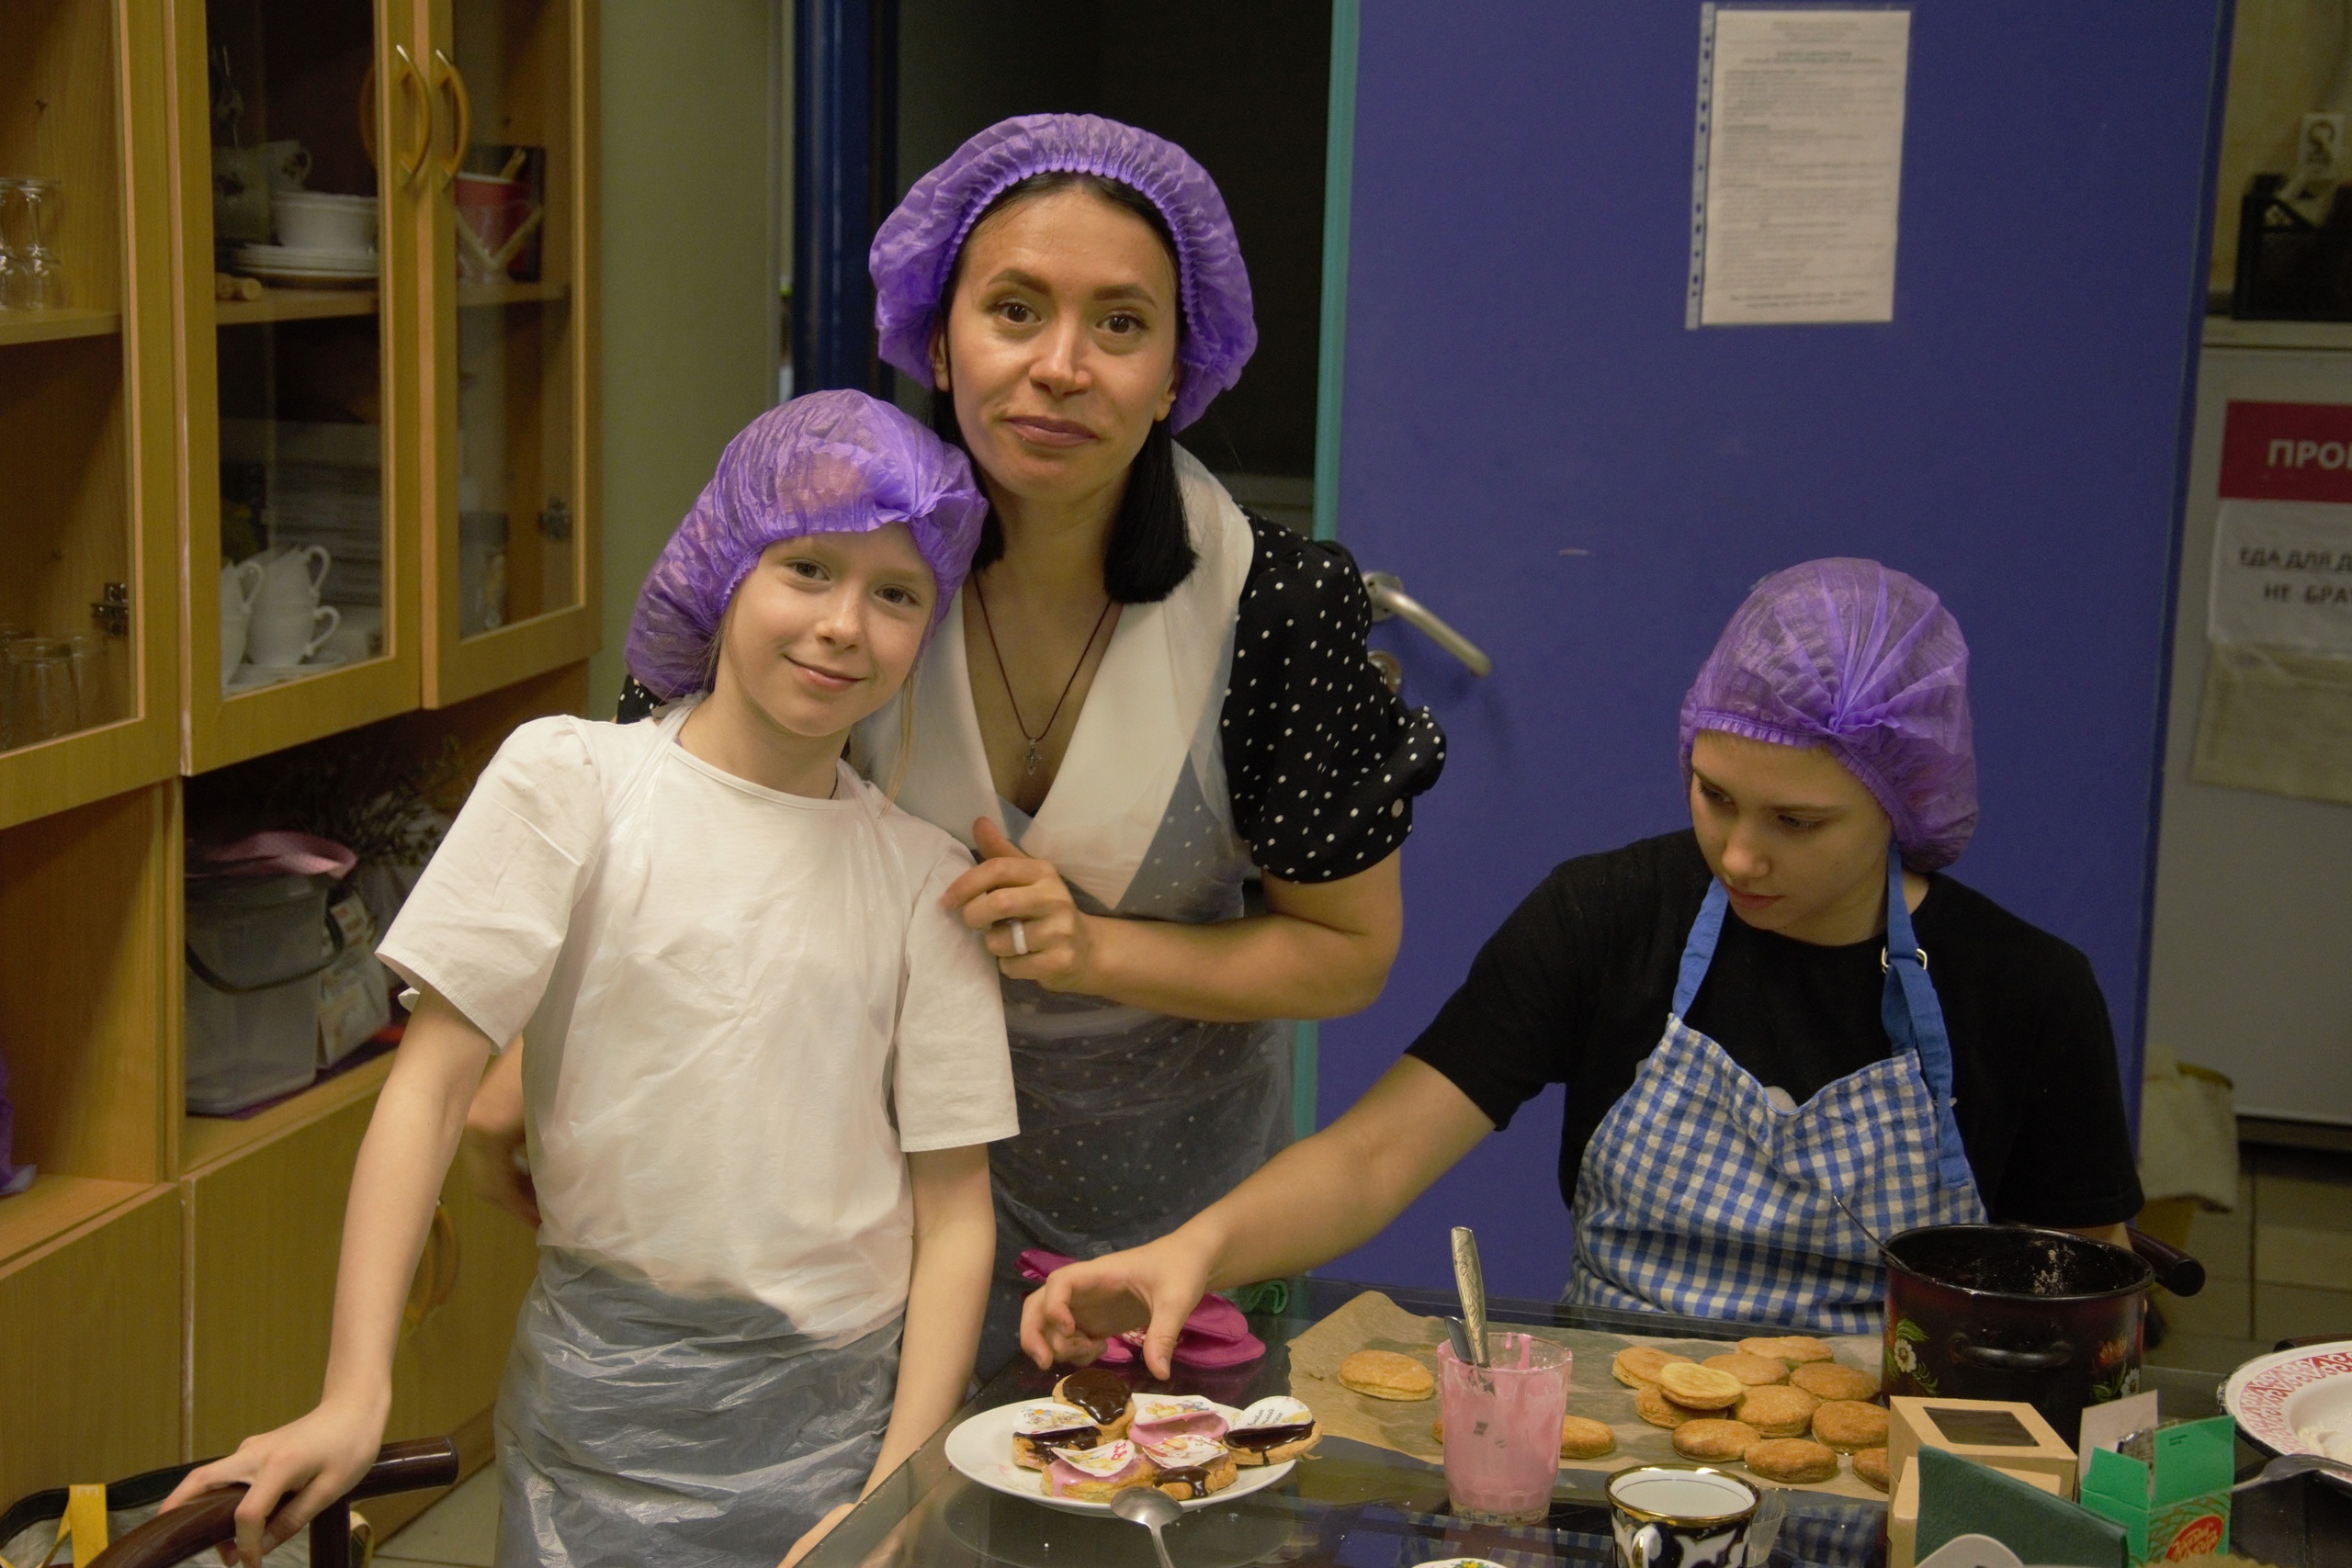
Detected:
left=1295, top=0, right=1360, bottom=1146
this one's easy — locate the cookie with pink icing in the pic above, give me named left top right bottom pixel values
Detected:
left=1129, top=1394, right=1229, bottom=1447
left=1043, top=1438, right=1156, bottom=1502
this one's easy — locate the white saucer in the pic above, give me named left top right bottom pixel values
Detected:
left=943, top=1400, right=1295, bottom=1518
left=224, top=650, right=349, bottom=694
left=232, top=243, right=379, bottom=288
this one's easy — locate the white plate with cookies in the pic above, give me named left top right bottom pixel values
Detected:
left=945, top=1399, right=1300, bottom=1517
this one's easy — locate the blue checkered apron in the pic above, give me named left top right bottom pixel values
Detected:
left=1567, top=849, right=1987, bottom=1331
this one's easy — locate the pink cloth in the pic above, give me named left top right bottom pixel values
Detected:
left=195, top=830, right=358, bottom=881
left=1018, top=1248, right=1265, bottom=1369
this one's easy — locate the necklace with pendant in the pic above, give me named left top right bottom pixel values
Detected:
left=974, top=579, right=1116, bottom=776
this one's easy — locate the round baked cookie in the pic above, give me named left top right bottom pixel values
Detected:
left=1739, top=1335, right=1836, bottom=1365
left=1790, top=1360, right=1880, bottom=1403
left=1560, top=1415, right=1619, bottom=1461
left=1612, top=1346, right=1694, bottom=1388
left=1634, top=1385, right=1710, bottom=1428
left=1747, top=1438, right=1839, bottom=1484
left=1735, top=1384, right=1822, bottom=1438
left=1812, top=1400, right=1891, bottom=1452
left=1658, top=1362, right=1747, bottom=1410
left=1852, top=1447, right=1893, bottom=1492
left=1051, top=1369, right=1135, bottom=1439
left=1703, top=1352, right=1792, bottom=1387
left=1340, top=1349, right=1435, bottom=1401
left=1674, top=1418, right=1762, bottom=1461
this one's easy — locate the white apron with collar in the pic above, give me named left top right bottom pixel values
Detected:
left=1566, top=850, right=1988, bottom=1332
left=857, top=448, right=1289, bottom=1370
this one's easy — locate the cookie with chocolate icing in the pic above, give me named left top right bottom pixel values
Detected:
left=1042, top=1438, right=1156, bottom=1502
left=1009, top=1402, right=1100, bottom=1471
left=1142, top=1434, right=1238, bottom=1500
left=1227, top=1395, right=1320, bottom=1466
left=1051, top=1368, right=1135, bottom=1439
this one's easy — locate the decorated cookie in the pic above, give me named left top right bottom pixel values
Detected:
left=1010, top=1401, right=1100, bottom=1470
left=1043, top=1438, right=1156, bottom=1502
left=1051, top=1368, right=1135, bottom=1439
left=1142, top=1433, right=1238, bottom=1500
left=1227, top=1396, right=1320, bottom=1466
left=1130, top=1393, right=1229, bottom=1447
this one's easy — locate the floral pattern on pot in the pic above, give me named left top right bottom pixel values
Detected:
left=1889, top=1316, right=1939, bottom=1395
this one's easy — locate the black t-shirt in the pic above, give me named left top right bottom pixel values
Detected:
left=1407, top=830, right=2143, bottom=1229
left=616, top=512, right=1446, bottom=882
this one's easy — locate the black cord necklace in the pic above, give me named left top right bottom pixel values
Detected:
left=973, top=578, right=1115, bottom=776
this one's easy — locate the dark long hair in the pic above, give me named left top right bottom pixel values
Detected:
left=930, top=172, right=1196, bottom=604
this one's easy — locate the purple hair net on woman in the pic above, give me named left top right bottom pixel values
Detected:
left=625, top=389, right=988, bottom=701
left=1679, top=558, right=1978, bottom=872
left=870, top=113, right=1258, bottom=432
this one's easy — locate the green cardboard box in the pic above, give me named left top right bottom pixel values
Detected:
left=2075, top=1416, right=2236, bottom=1566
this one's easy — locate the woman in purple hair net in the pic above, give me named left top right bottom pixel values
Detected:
left=1026, top=559, right=2145, bottom=1374
left=471, top=115, right=1447, bottom=1373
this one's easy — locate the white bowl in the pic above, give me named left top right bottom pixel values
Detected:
left=274, top=192, right=377, bottom=254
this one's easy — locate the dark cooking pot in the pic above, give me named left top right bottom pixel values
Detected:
left=1883, top=1224, right=2154, bottom=1443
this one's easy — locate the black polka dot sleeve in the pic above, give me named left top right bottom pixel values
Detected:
left=1221, top=513, right=1447, bottom=882
left=616, top=675, right=661, bottom=723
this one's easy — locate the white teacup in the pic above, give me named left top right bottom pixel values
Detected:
left=257, top=545, right=333, bottom=608
left=246, top=601, right=340, bottom=668
left=221, top=558, right=265, bottom=616
left=260, top=140, right=311, bottom=193
left=1609, top=1463, right=1758, bottom=1568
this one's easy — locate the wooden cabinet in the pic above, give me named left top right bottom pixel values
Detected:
left=0, top=1187, right=181, bottom=1511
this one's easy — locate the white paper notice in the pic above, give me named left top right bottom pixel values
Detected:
left=1690, top=6, right=1911, bottom=327
left=2210, top=500, right=2352, bottom=656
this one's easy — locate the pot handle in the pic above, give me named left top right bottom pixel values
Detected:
left=2127, top=1225, right=2206, bottom=1298
left=1951, top=1333, right=2074, bottom=1371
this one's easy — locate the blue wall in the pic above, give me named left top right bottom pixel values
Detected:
left=1318, top=1, right=2228, bottom=1302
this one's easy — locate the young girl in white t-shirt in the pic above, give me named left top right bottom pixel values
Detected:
left=164, top=391, right=1018, bottom=1568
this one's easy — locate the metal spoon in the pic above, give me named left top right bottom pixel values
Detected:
left=1451, top=1226, right=1489, bottom=1366
left=1110, top=1485, right=1182, bottom=1568
left=1831, top=1190, right=1895, bottom=1265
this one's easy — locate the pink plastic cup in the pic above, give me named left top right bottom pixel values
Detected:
left=1437, top=1332, right=1572, bottom=1524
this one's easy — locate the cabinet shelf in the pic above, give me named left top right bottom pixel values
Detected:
left=0, top=1173, right=155, bottom=1269
left=0, top=308, right=123, bottom=346
left=183, top=1051, right=396, bottom=1176
left=458, top=278, right=569, bottom=310
left=216, top=288, right=380, bottom=326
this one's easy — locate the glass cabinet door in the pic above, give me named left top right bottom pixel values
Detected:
left=181, top=0, right=424, bottom=771
left=418, top=0, right=595, bottom=706
left=0, top=0, right=178, bottom=829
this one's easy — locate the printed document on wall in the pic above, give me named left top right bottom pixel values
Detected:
left=1688, top=6, right=1911, bottom=327
left=2193, top=400, right=2352, bottom=806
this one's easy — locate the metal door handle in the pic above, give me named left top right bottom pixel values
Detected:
left=1362, top=571, right=1493, bottom=677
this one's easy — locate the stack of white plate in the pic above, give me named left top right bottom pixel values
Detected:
left=231, top=243, right=379, bottom=288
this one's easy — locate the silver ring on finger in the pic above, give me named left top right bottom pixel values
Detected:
left=1007, top=917, right=1030, bottom=956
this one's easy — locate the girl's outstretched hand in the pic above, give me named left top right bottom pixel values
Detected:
left=781, top=1501, right=856, bottom=1567
left=1020, top=1237, right=1214, bottom=1382
left=943, top=818, right=1100, bottom=991
left=156, top=1398, right=384, bottom=1567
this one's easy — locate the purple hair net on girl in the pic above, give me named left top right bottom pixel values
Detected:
left=870, top=113, right=1258, bottom=432
left=625, top=389, right=989, bottom=701
left=1679, top=558, right=1978, bottom=872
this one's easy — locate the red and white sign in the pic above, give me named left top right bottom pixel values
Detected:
left=2222, top=401, right=2352, bottom=503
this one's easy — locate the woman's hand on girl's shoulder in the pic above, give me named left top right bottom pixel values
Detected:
left=943, top=818, right=1102, bottom=992
left=156, top=1398, right=386, bottom=1567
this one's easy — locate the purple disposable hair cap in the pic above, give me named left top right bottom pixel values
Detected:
left=870, top=112, right=1258, bottom=432
left=1679, top=558, right=1978, bottom=872
left=625, top=389, right=989, bottom=702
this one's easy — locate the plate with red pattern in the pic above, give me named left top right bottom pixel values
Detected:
left=2223, top=1341, right=2352, bottom=1459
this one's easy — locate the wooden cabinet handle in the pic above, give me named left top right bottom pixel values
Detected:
left=430, top=50, right=472, bottom=187
left=392, top=46, right=433, bottom=188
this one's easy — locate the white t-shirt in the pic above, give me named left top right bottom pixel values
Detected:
left=379, top=712, right=1017, bottom=1343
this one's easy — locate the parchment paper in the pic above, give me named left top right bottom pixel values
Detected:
left=1284, top=1291, right=1888, bottom=1501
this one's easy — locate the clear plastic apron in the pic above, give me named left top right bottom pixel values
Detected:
left=496, top=705, right=905, bottom=1565
left=1566, top=850, right=1988, bottom=1331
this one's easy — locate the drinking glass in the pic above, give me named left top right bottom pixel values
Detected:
left=0, top=179, right=26, bottom=310
left=1436, top=1333, right=1573, bottom=1524
left=66, top=631, right=113, bottom=729
left=16, top=178, right=62, bottom=310
left=5, top=637, right=75, bottom=748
